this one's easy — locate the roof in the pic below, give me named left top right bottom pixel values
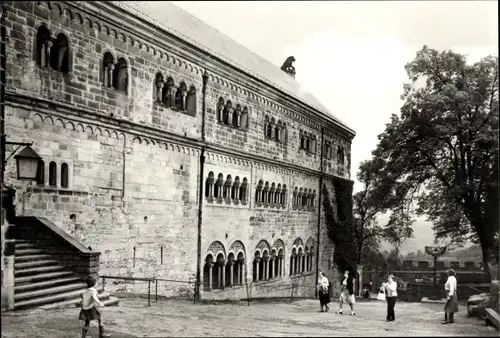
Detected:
left=108, top=1, right=354, bottom=134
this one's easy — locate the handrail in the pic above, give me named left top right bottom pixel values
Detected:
left=14, top=216, right=96, bottom=255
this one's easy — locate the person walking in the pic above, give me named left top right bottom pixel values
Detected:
left=337, top=269, right=356, bottom=315
left=443, top=269, right=459, bottom=324
left=385, top=274, right=398, bottom=321
left=317, top=271, right=331, bottom=312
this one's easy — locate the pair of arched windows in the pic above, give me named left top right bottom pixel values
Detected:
left=299, top=131, right=317, bottom=153
left=35, top=26, right=70, bottom=73
left=36, top=161, right=69, bottom=188
left=102, top=52, right=128, bottom=92
left=264, top=116, right=287, bottom=143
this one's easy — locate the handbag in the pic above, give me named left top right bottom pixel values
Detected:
left=377, top=286, right=386, bottom=301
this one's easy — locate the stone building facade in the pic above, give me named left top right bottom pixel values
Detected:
left=3, top=1, right=355, bottom=299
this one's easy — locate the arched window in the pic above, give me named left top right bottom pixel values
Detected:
left=164, top=77, right=175, bottom=107
left=253, top=251, right=261, bottom=283
left=223, top=175, right=232, bottom=201
left=233, top=104, right=241, bottom=128
left=269, top=183, right=276, bottom=205
left=60, top=163, right=69, bottom=188
left=35, top=26, right=52, bottom=68
left=49, top=161, right=57, bottom=187
left=102, top=52, right=115, bottom=88
left=281, top=185, right=287, bottom=207
left=263, top=182, right=270, bottom=204
left=216, top=97, right=224, bottom=122
left=280, top=123, right=287, bottom=143
left=255, top=180, right=263, bottom=204
left=293, top=187, right=298, bottom=208
left=240, top=178, right=248, bottom=204
left=153, top=73, right=164, bottom=102
left=36, top=160, right=45, bottom=185
left=175, top=82, right=187, bottom=110
left=298, top=188, right=303, bottom=208
left=186, top=86, right=197, bottom=115
left=214, top=174, right=224, bottom=200
left=275, top=184, right=282, bottom=205
left=49, top=33, right=70, bottom=73
left=203, top=254, right=214, bottom=291
left=223, top=101, right=231, bottom=125
left=299, top=131, right=304, bottom=149
left=240, top=107, right=249, bottom=130
left=275, top=122, right=281, bottom=140
left=113, top=57, right=128, bottom=93
left=231, top=176, right=240, bottom=201
left=337, top=147, right=345, bottom=165
left=205, top=172, right=214, bottom=201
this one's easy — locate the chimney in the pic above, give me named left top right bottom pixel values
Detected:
left=280, top=56, right=296, bottom=78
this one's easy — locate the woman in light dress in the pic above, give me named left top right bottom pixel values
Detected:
left=337, top=269, right=356, bottom=315
left=443, top=269, right=459, bottom=324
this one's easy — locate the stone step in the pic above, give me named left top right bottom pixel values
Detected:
left=15, top=271, right=75, bottom=284
left=15, top=276, right=82, bottom=292
left=15, top=259, right=59, bottom=269
left=14, top=288, right=96, bottom=309
left=15, top=265, right=65, bottom=276
left=15, top=242, right=37, bottom=249
left=15, top=282, right=88, bottom=301
left=15, top=248, right=44, bottom=256
left=15, top=254, right=52, bottom=262
left=38, top=292, right=118, bottom=310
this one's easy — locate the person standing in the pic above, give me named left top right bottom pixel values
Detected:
left=337, top=269, right=356, bottom=315
left=317, top=271, right=331, bottom=312
left=443, top=269, right=459, bottom=324
left=385, top=274, right=398, bottom=321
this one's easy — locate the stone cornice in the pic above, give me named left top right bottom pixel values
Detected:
left=59, top=1, right=354, bottom=140
left=6, top=92, right=351, bottom=184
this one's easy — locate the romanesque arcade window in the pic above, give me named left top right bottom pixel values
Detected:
left=255, top=180, right=287, bottom=208
left=154, top=74, right=197, bottom=115
left=35, top=26, right=70, bottom=73
left=101, top=53, right=128, bottom=93
left=289, top=238, right=314, bottom=276
left=216, top=98, right=248, bottom=130
left=292, top=187, right=316, bottom=211
left=60, top=163, right=69, bottom=188
left=264, top=115, right=287, bottom=143
left=324, top=140, right=334, bottom=159
left=205, top=172, right=248, bottom=205
left=299, top=130, right=317, bottom=153
left=41, top=161, right=70, bottom=188
left=203, top=241, right=246, bottom=291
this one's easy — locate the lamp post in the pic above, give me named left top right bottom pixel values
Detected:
left=425, top=245, right=447, bottom=300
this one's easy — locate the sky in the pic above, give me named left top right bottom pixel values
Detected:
left=172, top=1, right=498, bottom=253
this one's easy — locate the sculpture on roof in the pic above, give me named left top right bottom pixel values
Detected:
left=280, top=56, right=296, bottom=78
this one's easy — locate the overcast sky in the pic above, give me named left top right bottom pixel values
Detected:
left=172, top=1, right=498, bottom=253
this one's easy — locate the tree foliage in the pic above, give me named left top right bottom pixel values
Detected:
left=364, top=46, right=499, bottom=273
left=353, top=160, right=415, bottom=264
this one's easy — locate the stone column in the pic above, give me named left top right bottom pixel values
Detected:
left=255, top=258, right=260, bottom=282
left=109, top=63, right=116, bottom=88
left=156, top=82, right=164, bottom=103
left=270, top=257, right=275, bottom=279
left=291, top=256, right=295, bottom=275
left=45, top=40, right=53, bottom=68
left=207, top=263, right=214, bottom=290
left=236, top=111, right=241, bottom=128
left=221, top=261, right=226, bottom=289
left=103, top=65, right=108, bottom=88
left=181, top=91, right=187, bottom=110
left=264, top=257, right=270, bottom=280
left=228, top=109, right=233, bottom=126
left=228, top=260, right=234, bottom=287
left=298, top=253, right=303, bottom=273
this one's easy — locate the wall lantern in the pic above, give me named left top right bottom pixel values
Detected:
left=13, top=146, right=41, bottom=180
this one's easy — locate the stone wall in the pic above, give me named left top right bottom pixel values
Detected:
left=3, top=1, right=353, bottom=299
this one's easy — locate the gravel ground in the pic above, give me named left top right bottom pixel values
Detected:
left=2, top=298, right=498, bottom=337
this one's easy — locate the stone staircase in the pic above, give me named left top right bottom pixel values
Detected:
left=14, top=239, right=119, bottom=310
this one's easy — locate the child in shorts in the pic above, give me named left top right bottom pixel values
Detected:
left=79, top=276, right=110, bottom=338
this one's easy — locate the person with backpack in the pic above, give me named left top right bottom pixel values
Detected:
left=317, top=271, right=331, bottom=312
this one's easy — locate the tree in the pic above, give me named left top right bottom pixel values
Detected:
left=365, top=46, right=499, bottom=274
left=353, top=160, right=414, bottom=264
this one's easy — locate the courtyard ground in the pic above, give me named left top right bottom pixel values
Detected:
left=2, top=297, right=498, bottom=337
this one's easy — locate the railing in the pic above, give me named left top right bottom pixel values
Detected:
left=100, top=276, right=196, bottom=307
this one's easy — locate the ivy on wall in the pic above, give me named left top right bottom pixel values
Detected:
left=322, top=177, right=357, bottom=277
